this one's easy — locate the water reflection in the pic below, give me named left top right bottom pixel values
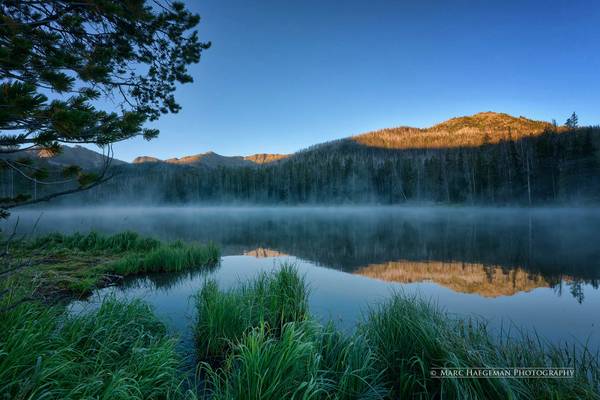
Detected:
left=7, top=206, right=600, bottom=295
left=355, top=260, right=559, bottom=297
left=23, top=206, right=594, bottom=350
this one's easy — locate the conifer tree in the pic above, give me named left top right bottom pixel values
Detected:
left=0, top=0, right=209, bottom=218
left=566, top=112, right=579, bottom=128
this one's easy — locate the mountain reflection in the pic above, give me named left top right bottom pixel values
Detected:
left=7, top=207, right=600, bottom=301
left=355, top=260, right=556, bottom=297
left=243, top=248, right=289, bottom=258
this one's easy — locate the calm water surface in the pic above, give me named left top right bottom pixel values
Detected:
left=5, top=206, right=600, bottom=357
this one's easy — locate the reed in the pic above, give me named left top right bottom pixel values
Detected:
left=196, top=266, right=387, bottom=399
left=110, top=241, right=220, bottom=274
left=7, top=231, right=220, bottom=296
left=196, top=268, right=599, bottom=400
left=28, top=230, right=161, bottom=252
left=194, top=263, right=309, bottom=360
left=0, top=298, right=197, bottom=399
left=202, top=322, right=324, bottom=400
left=360, top=292, right=600, bottom=399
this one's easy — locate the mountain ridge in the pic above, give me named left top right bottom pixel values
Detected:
left=27, top=112, right=563, bottom=169
left=130, top=112, right=557, bottom=167
left=25, top=111, right=598, bottom=206
left=132, top=151, right=290, bottom=168
left=6, top=145, right=127, bottom=170
left=350, top=111, right=555, bottom=150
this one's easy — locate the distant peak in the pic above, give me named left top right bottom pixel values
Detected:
left=133, top=156, right=161, bottom=164
left=472, top=111, right=508, bottom=117
left=244, top=153, right=289, bottom=164
left=352, top=112, right=553, bottom=150
left=166, top=152, right=227, bottom=164
left=428, top=112, right=552, bottom=135
left=432, top=111, right=547, bottom=128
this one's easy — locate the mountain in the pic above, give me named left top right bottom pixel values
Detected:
left=23, top=112, right=557, bottom=168
left=131, top=156, right=161, bottom=164
left=349, top=112, right=554, bottom=150
left=133, top=151, right=288, bottom=168
left=10, top=145, right=127, bottom=171
left=20, top=145, right=287, bottom=171
left=131, top=112, right=551, bottom=166
left=9, top=111, right=599, bottom=206
left=244, top=153, right=289, bottom=164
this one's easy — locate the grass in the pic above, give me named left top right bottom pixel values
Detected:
left=315, top=322, right=387, bottom=400
left=194, top=263, right=309, bottom=361
left=28, top=230, right=162, bottom=253
left=196, top=267, right=600, bottom=400
left=3, top=234, right=599, bottom=399
left=203, top=322, right=325, bottom=399
left=361, top=294, right=600, bottom=399
left=4, top=231, right=220, bottom=298
left=0, top=297, right=197, bottom=400
left=0, top=231, right=221, bottom=399
left=110, top=241, right=220, bottom=275
left=202, top=321, right=388, bottom=400
left=195, top=266, right=388, bottom=399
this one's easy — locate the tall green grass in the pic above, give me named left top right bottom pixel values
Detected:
left=203, top=322, right=325, bottom=400
left=10, top=231, right=220, bottom=295
left=195, top=263, right=309, bottom=360
left=360, top=293, right=600, bottom=399
left=1, top=231, right=219, bottom=398
left=315, top=322, right=387, bottom=400
left=28, top=230, right=161, bottom=252
left=5, top=244, right=598, bottom=399
left=195, top=266, right=387, bottom=399
left=196, top=268, right=600, bottom=400
left=0, top=298, right=196, bottom=399
left=110, top=241, right=220, bottom=275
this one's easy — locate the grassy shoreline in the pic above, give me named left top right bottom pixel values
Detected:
left=2, top=234, right=599, bottom=399
left=0, top=231, right=220, bottom=399
left=4, top=231, right=220, bottom=301
left=1, top=298, right=198, bottom=399
left=195, top=266, right=600, bottom=400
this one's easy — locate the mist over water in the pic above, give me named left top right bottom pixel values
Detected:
left=7, top=206, right=600, bottom=276
left=6, top=206, right=600, bottom=349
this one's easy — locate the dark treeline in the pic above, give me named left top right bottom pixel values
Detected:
left=88, top=127, right=599, bottom=205
left=2, top=127, right=600, bottom=205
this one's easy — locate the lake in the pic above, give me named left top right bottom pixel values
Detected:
left=5, top=206, right=600, bottom=358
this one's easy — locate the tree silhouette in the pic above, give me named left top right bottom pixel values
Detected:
left=565, top=112, right=579, bottom=128
left=0, top=0, right=209, bottom=218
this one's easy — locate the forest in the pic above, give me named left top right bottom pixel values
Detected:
left=36, top=125, right=598, bottom=206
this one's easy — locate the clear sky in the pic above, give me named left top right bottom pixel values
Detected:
left=110, top=0, right=600, bottom=162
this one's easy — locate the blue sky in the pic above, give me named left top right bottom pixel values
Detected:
left=110, top=0, right=600, bottom=162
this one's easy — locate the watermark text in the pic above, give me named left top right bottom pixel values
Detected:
left=430, top=368, right=575, bottom=379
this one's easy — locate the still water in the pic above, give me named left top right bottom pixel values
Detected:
left=6, top=206, right=600, bottom=353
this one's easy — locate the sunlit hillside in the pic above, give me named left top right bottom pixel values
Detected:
left=7, top=112, right=599, bottom=206
left=243, top=153, right=289, bottom=164
left=352, top=112, right=555, bottom=149
left=132, top=151, right=288, bottom=168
